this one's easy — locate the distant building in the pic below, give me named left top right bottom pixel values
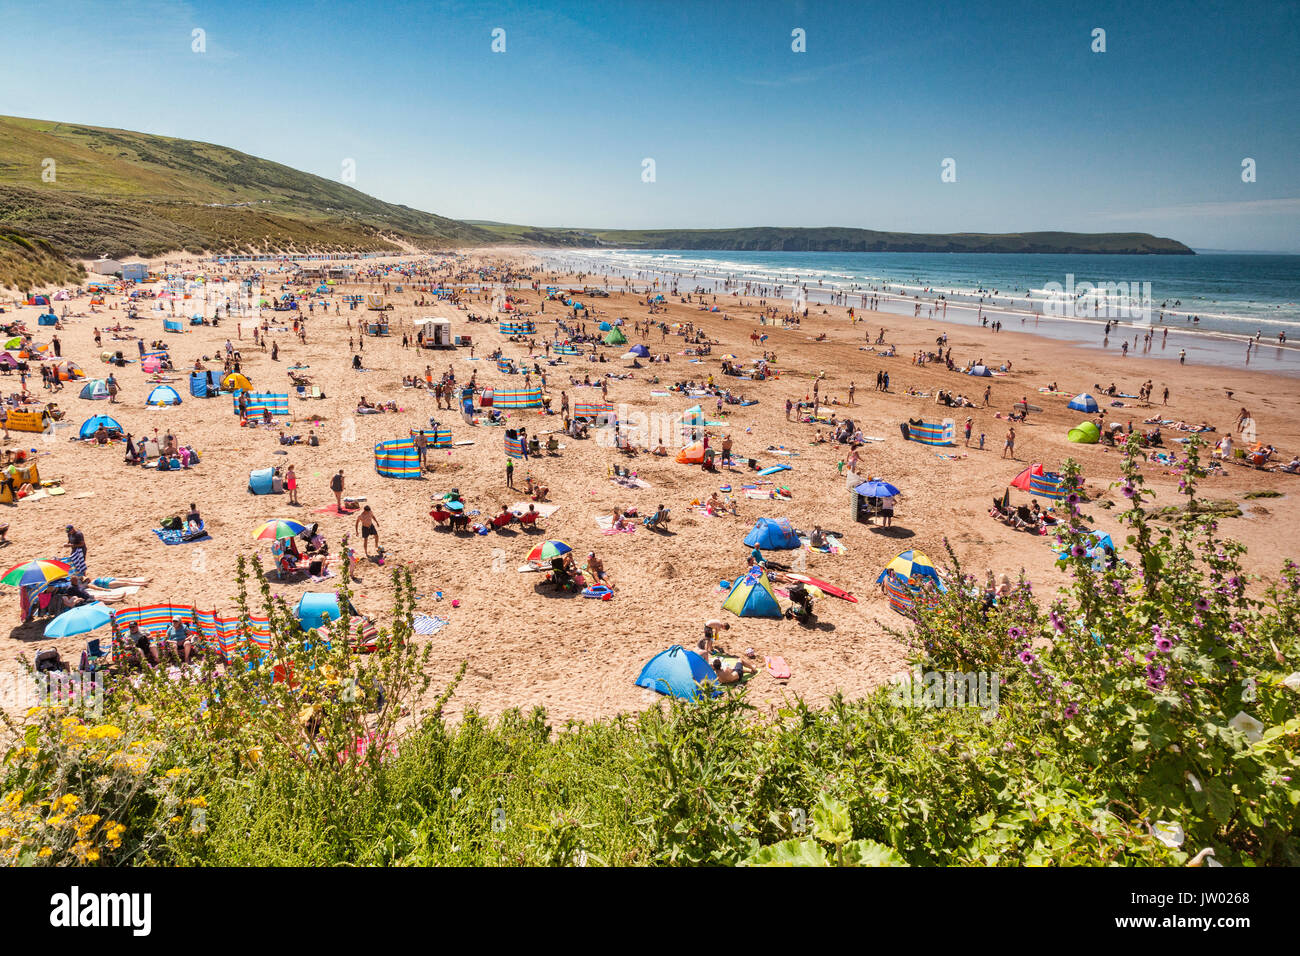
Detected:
left=121, top=261, right=149, bottom=282
left=89, top=257, right=122, bottom=275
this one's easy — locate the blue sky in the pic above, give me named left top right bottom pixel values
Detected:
left=2, top=0, right=1298, bottom=250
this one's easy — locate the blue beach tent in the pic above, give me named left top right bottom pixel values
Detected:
left=78, top=414, right=122, bottom=439
left=635, top=645, right=721, bottom=700
left=1068, top=393, right=1099, bottom=413
left=743, top=517, right=800, bottom=551
left=295, top=592, right=358, bottom=631
left=146, top=385, right=182, bottom=406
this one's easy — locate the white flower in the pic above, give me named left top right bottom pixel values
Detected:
left=1282, top=672, right=1300, bottom=693
left=1153, top=820, right=1185, bottom=848
left=1186, top=773, right=1202, bottom=793
left=1229, top=711, right=1265, bottom=744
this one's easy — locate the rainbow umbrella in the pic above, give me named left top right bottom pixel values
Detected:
left=1, top=559, right=72, bottom=587
left=44, top=601, right=113, bottom=638
left=877, top=549, right=942, bottom=587
left=251, top=519, right=308, bottom=541
left=526, top=540, right=573, bottom=563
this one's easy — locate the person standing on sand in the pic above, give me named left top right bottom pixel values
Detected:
left=983, top=385, right=991, bottom=407
left=848, top=382, right=856, bottom=405
left=1003, top=427, right=1016, bottom=459
left=330, top=469, right=345, bottom=511
left=964, top=417, right=973, bottom=446
left=1179, top=349, right=1186, bottom=364
left=1163, top=386, right=1170, bottom=405
left=355, top=505, right=380, bottom=558
left=286, top=465, right=299, bottom=505
left=506, top=457, right=515, bottom=489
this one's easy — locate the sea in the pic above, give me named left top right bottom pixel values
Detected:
left=538, top=249, right=1300, bottom=376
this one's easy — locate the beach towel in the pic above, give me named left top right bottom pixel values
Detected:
left=412, top=614, right=450, bottom=635
left=799, top=534, right=846, bottom=555
left=609, top=476, right=651, bottom=489
left=765, top=656, right=791, bottom=680
left=508, top=501, right=560, bottom=519
left=153, top=527, right=210, bottom=545
left=313, top=504, right=357, bottom=515
left=935, top=453, right=968, bottom=461
left=595, top=515, right=636, bottom=533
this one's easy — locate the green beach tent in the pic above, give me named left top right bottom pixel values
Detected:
left=603, top=328, right=627, bottom=346
left=1067, top=421, right=1101, bottom=444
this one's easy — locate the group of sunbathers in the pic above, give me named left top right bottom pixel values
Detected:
left=990, top=497, right=1060, bottom=535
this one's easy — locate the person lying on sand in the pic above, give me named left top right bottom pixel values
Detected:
left=711, top=655, right=758, bottom=685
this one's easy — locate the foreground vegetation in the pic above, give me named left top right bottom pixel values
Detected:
left=2, top=441, right=1296, bottom=866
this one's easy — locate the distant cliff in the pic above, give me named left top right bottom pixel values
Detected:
left=476, top=225, right=1195, bottom=255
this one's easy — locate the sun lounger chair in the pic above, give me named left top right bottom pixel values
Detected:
left=516, top=510, right=540, bottom=529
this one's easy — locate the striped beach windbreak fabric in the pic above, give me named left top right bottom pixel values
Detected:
left=494, top=387, right=544, bottom=409
left=883, top=573, right=942, bottom=617
left=505, top=434, right=526, bottom=458
left=375, top=438, right=422, bottom=478
left=1029, top=472, right=1066, bottom=500
left=232, top=391, right=289, bottom=417
left=410, top=427, right=452, bottom=448
left=907, top=420, right=956, bottom=446
left=112, top=604, right=272, bottom=661
left=552, top=342, right=581, bottom=355
left=496, top=358, right=516, bottom=373
left=573, top=401, right=614, bottom=420
left=499, top=320, right=536, bottom=334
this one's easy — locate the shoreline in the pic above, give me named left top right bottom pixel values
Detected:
left=534, top=249, right=1300, bottom=378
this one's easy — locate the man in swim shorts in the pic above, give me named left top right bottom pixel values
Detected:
left=355, top=504, right=380, bottom=557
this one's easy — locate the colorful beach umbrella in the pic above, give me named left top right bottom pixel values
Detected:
left=877, top=550, right=942, bottom=587
left=251, top=519, right=307, bottom=541
left=43, top=601, right=114, bottom=638
left=1, top=559, right=72, bottom=588
left=854, top=480, right=900, bottom=498
left=526, top=540, right=573, bottom=563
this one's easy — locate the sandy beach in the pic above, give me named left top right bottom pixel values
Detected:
left=4, top=248, right=1298, bottom=725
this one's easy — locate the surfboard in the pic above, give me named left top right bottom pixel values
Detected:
left=777, top=572, right=858, bottom=603
left=765, top=656, right=791, bottom=680
left=1014, top=402, right=1043, bottom=413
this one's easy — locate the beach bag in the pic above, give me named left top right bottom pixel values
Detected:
left=160, top=516, right=182, bottom=531
left=35, top=648, right=63, bottom=673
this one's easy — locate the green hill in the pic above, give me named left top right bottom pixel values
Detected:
left=0, top=114, right=497, bottom=288
left=476, top=224, right=1195, bottom=255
